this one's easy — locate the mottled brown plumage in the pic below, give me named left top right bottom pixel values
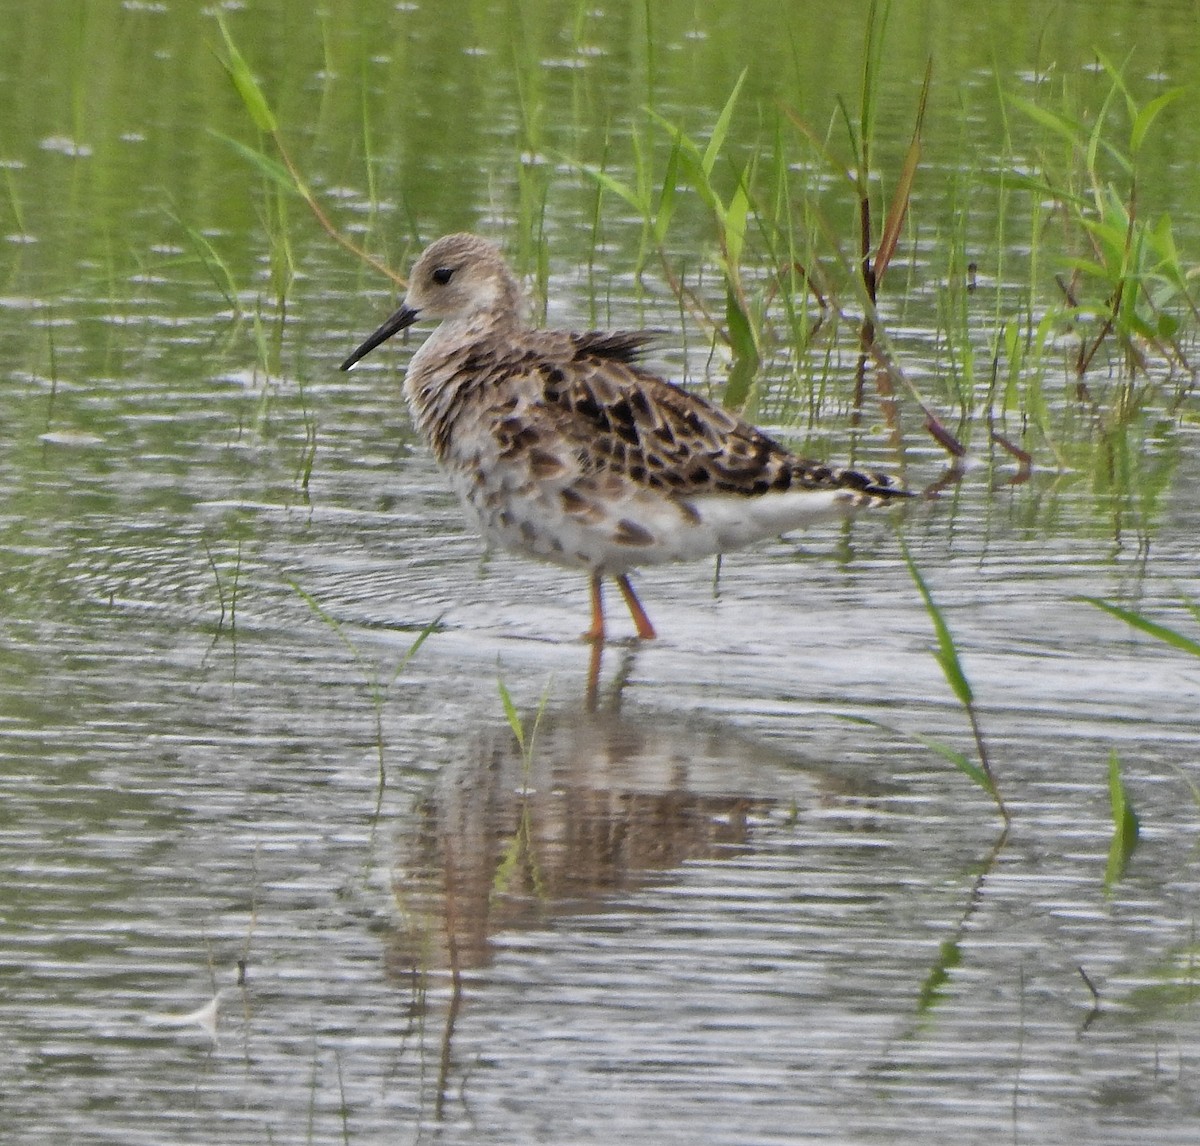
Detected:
left=341, top=233, right=911, bottom=641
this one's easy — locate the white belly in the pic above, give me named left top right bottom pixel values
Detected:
left=455, top=477, right=865, bottom=575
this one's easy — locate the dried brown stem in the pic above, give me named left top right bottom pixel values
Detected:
left=273, top=131, right=407, bottom=287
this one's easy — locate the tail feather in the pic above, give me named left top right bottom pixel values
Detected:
left=834, top=465, right=914, bottom=501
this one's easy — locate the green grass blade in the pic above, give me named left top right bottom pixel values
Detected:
left=657, top=131, right=721, bottom=214
left=497, top=677, right=525, bottom=754
left=389, top=613, right=444, bottom=682
left=1004, top=92, right=1083, bottom=148
left=653, top=135, right=681, bottom=243
left=209, top=130, right=301, bottom=197
left=528, top=678, right=553, bottom=756
left=288, top=578, right=362, bottom=663
left=916, top=937, right=962, bottom=1015
left=840, top=715, right=992, bottom=794
left=725, top=284, right=757, bottom=359
left=977, top=168, right=1089, bottom=207
left=165, top=208, right=241, bottom=314
left=1075, top=596, right=1200, bottom=658
left=574, top=162, right=647, bottom=214
left=723, top=179, right=750, bottom=270
left=909, top=730, right=990, bottom=792
left=1181, top=596, right=1200, bottom=629
left=1085, top=77, right=1123, bottom=189
left=1104, top=749, right=1139, bottom=888
left=722, top=276, right=760, bottom=410
left=779, top=103, right=841, bottom=172
left=702, top=67, right=748, bottom=177
left=858, top=0, right=891, bottom=174
left=213, top=12, right=278, bottom=134
left=875, top=57, right=930, bottom=287
left=646, top=108, right=704, bottom=162
left=901, top=542, right=973, bottom=707
left=1131, top=87, right=1186, bottom=155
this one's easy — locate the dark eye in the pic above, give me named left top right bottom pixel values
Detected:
left=431, top=266, right=455, bottom=285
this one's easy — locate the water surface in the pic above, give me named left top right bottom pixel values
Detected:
left=2, top=2, right=1199, bottom=1143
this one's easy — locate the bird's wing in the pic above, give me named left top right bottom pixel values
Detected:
left=524, top=331, right=907, bottom=500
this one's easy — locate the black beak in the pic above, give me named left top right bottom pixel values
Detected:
left=339, top=302, right=420, bottom=371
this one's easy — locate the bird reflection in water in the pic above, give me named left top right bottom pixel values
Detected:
left=379, top=665, right=890, bottom=1118
left=389, top=721, right=772, bottom=976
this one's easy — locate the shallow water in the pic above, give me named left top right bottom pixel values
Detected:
left=3, top=2, right=1200, bottom=1143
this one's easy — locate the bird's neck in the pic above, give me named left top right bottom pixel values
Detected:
left=403, top=307, right=524, bottom=458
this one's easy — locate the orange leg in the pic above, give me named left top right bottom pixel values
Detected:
left=582, top=572, right=606, bottom=643
left=615, top=573, right=657, bottom=640
left=585, top=639, right=603, bottom=711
